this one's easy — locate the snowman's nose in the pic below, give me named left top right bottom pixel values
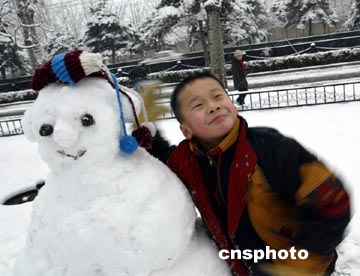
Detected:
left=53, top=119, right=79, bottom=148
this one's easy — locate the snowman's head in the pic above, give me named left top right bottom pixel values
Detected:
left=22, top=51, right=144, bottom=172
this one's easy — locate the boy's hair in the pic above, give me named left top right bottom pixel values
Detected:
left=171, top=72, right=226, bottom=122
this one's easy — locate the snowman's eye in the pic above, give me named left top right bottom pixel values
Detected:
left=39, top=124, right=53, bottom=136
left=81, top=114, right=95, bottom=127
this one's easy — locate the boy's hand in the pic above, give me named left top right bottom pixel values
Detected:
left=261, top=263, right=323, bottom=276
left=137, top=81, right=168, bottom=123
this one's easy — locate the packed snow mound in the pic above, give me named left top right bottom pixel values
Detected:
left=13, top=77, right=231, bottom=276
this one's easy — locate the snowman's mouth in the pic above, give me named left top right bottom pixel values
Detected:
left=57, top=149, right=87, bottom=160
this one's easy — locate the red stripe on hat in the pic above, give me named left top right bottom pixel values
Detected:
left=64, top=50, right=86, bottom=83
left=30, top=60, right=59, bottom=91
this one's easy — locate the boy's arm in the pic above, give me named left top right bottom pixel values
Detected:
left=277, top=132, right=351, bottom=254
left=295, top=163, right=351, bottom=254
left=133, top=82, right=175, bottom=164
left=249, top=127, right=351, bottom=275
left=146, top=130, right=175, bottom=164
left=250, top=127, right=351, bottom=254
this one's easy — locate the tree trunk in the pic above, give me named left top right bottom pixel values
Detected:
left=308, top=18, right=313, bottom=36
left=205, top=4, right=227, bottom=88
left=0, top=67, right=6, bottom=80
left=112, top=48, right=116, bottom=64
left=16, top=0, right=39, bottom=69
left=198, top=20, right=210, bottom=67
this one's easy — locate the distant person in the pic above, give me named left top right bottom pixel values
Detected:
left=129, top=63, right=147, bottom=88
left=231, top=50, right=248, bottom=105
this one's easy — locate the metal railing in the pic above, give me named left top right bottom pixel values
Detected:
left=1, top=80, right=360, bottom=136
left=0, top=118, right=23, bottom=137
left=234, top=81, right=360, bottom=111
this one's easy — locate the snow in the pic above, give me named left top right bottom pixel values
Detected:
left=0, top=73, right=359, bottom=275
left=204, top=0, right=222, bottom=9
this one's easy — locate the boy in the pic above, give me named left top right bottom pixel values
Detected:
left=149, top=72, right=351, bottom=276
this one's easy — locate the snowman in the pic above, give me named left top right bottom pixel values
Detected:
left=13, top=51, right=231, bottom=276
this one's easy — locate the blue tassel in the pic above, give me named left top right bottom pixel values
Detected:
left=119, top=135, right=138, bottom=155
left=111, top=73, right=139, bottom=155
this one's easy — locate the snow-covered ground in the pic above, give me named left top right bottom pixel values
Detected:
left=0, top=99, right=359, bottom=275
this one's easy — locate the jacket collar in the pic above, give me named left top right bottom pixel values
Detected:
left=190, top=117, right=241, bottom=156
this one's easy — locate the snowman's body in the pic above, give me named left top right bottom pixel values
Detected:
left=14, top=78, right=231, bottom=276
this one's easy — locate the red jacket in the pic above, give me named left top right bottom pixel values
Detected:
left=168, top=119, right=256, bottom=275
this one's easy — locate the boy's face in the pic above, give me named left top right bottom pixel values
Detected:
left=178, top=77, right=238, bottom=150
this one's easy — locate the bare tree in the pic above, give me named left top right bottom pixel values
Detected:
left=15, top=0, right=41, bottom=68
left=0, top=0, right=32, bottom=78
left=205, top=0, right=227, bottom=88
left=345, top=0, right=360, bottom=30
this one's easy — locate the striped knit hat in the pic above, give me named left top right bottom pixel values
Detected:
left=30, top=50, right=154, bottom=155
left=30, top=50, right=112, bottom=91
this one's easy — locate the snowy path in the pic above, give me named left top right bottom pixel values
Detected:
left=247, top=61, right=360, bottom=90
left=2, top=60, right=359, bottom=116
